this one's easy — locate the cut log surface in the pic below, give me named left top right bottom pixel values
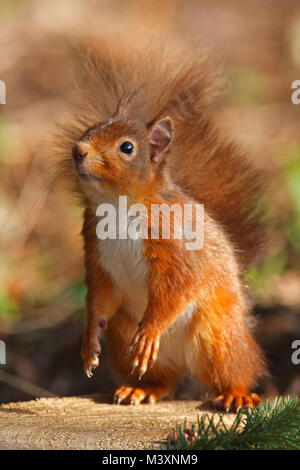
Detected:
left=0, top=395, right=236, bottom=450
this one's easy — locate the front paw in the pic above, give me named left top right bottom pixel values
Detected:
left=129, top=323, right=161, bottom=380
left=81, top=334, right=101, bottom=378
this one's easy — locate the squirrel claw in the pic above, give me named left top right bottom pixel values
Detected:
left=114, top=396, right=123, bottom=405
left=129, top=327, right=161, bottom=380
left=85, top=367, right=93, bottom=378
left=81, top=330, right=101, bottom=378
left=84, top=354, right=100, bottom=377
left=213, top=391, right=263, bottom=413
left=138, top=365, right=147, bottom=381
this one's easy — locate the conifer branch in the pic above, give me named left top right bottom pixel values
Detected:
left=167, top=396, right=300, bottom=450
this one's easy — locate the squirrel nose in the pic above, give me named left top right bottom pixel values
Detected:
left=72, top=144, right=88, bottom=163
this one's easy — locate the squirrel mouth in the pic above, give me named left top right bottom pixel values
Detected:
left=77, top=170, right=104, bottom=184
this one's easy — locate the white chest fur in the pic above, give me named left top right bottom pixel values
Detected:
left=99, top=237, right=147, bottom=291
left=96, top=199, right=149, bottom=322
left=99, top=236, right=148, bottom=319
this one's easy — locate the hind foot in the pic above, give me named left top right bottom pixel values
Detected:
left=113, top=384, right=170, bottom=405
left=213, top=390, right=263, bottom=413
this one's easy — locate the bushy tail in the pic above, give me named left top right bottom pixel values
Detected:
left=166, top=114, right=269, bottom=268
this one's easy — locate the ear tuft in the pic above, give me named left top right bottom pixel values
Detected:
left=148, top=117, right=173, bottom=163
left=115, top=87, right=144, bottom=118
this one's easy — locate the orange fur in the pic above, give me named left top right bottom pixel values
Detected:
left=55, top=40, right=268, bottom=412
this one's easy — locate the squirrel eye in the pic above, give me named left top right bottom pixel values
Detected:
left=119, top=140, right=134, bottom=155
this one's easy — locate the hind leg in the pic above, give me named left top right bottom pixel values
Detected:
left=106, top=309, right=177, bottom=405
left=190, top=294, right=266, bottom=413
left=196, top=326, right=265, bottom=413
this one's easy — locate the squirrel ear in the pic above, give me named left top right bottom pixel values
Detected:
left=148, top=117, right=173, bottom=163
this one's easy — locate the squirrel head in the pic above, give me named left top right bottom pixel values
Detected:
left=72, top=115, right=173, bottom=198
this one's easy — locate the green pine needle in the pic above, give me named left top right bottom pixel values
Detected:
left=167, top=396, right=300, bottom=450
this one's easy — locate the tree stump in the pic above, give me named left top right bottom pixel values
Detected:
left=0, top=395, right=236, bottom=450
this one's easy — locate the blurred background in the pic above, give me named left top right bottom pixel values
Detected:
left=0, top=0, right=299, bottom=403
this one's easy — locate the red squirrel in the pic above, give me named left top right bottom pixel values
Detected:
left=56, top=42, right=267, bottom=412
